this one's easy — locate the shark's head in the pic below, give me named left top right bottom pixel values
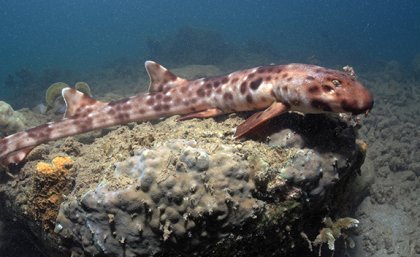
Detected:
left=278, top=64, right=374, bottom=115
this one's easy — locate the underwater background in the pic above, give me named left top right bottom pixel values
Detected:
left=0, top=1, right=419, bottom=257
left=1, top=0, right=419, bottom=108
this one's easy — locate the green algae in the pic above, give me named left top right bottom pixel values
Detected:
left=45, top=82, right=69, bottom=107
left=45, top=81, right=92, bottom=108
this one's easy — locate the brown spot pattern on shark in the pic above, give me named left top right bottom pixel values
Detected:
left=250, top=78, right=263, bottom=90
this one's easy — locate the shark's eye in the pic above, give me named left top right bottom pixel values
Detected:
left=332, top=79, right=341, bottom=87
left=322, top=84, right=334, bottom=93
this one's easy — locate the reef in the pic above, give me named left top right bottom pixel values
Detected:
left=0, top=101, right=26, bottom=137
left=0, top=111, right=367, bottom=256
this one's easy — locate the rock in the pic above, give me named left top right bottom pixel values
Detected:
left=0, top=113, right=367, bottom=257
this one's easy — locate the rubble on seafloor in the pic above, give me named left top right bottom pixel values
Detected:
left=0, top=111, right=367, bottom=257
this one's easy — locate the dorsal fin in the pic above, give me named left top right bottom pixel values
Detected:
left=62, top=87, right=106, bottom=118
left=145, top=61, right=188, bottom=92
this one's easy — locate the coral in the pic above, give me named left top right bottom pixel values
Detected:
left=30, top=156, right=74, bottom=231
left=313, top=217, right=359, bottom=254
left=55, top=140, right=263, bottom=256
left=0, top=101, right=26, bottom=137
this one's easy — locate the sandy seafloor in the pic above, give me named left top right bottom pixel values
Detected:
left=349, top=66, right=420, bottom=257
left=0, top=60, right=419, bottom=257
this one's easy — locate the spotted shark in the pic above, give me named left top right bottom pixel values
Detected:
left=0, top=61, right=373, bottom=165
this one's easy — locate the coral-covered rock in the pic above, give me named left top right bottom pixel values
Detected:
left=56, top=140, right=261, bottom=256
left=0, top=113, right=367, bottom=257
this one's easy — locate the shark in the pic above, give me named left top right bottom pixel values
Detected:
left=0, top=61, right=373, bottom=165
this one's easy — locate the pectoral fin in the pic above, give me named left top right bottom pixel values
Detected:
left=1, top=146, right=34, bottom=166
left=235, top=102, right=288, bottom=138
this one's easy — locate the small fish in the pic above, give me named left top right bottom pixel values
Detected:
left=0, top=61, right=373, bottom=165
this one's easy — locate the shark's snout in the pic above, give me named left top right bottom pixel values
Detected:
left=341, top=89, right=374, bottom=115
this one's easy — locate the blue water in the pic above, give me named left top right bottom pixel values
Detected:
left=0, top=0, right=419, bottom=108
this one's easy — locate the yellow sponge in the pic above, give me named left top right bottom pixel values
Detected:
left=36, top=156, right=74, bottom=175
